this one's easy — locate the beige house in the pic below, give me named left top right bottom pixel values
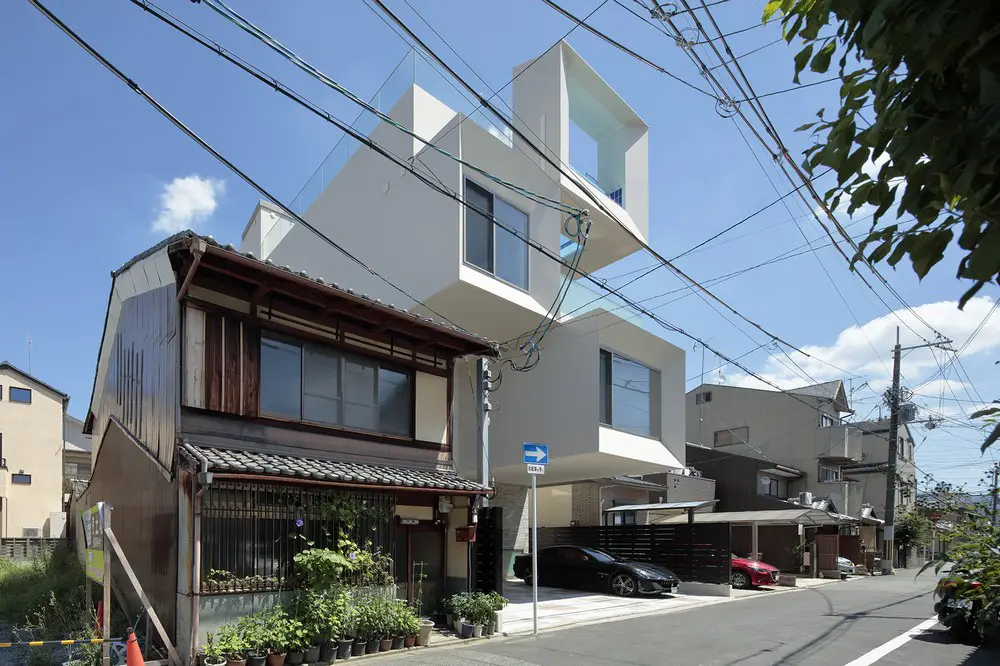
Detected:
left=0, top=361, right=69, bottom=538
left=64, top=414, right=93, bottom=487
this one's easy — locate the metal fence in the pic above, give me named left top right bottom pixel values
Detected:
left=200, top=481, right=395, bottom=593
left=0, top=538, right=64, bottom=562
left=531, top=524, right=731, bottom=584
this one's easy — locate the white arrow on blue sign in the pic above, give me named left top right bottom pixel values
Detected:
left=522, top=442, right=548, bottom=465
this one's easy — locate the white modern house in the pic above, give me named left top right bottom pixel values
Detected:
left=240, top=42, right=686, bottom=569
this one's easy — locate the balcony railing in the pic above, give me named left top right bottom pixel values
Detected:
left=289, top=48, right=513, bottom=216
left=558, top=280, right=648, bottom=330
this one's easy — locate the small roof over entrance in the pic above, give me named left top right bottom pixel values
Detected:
left=653, top=508, right=841, bottom=526
left=603, top=500, right=716, bottom=513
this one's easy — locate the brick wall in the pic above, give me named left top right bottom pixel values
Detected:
left=491, top=483, right=529, bottom=551
left=571, top=483, right=601, bottom=526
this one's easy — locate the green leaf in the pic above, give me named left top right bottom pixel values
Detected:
left=811, top=41, right=836, bottom=74
left=794, top=44, right=814, bottom=84
left=969, top=406, right=1000, bottom=420
left=794, top=122, right=817, bottom=132
left=763, top=0, right=783, bottom=21
left=980, top=421, right=1000, bottom=453
left=839, top=146, right=871, bottom=186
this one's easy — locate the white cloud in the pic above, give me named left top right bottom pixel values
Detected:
left=813, top=152, right=892, bottom=221
left=723, top=296, right=1000, bottom=397
left=152, top=175, right=225, bottom=233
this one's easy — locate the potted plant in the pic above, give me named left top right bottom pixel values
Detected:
left=484, top=592, right=508, bottom=636
left=465, top=594, right=492, bottom=639
left=402, top=606, right=421, bottom=648
left=262, top=612, right=287, bottom=666
left=203, top=633, right=227, bottom=666
left=446, top=593, right=471, bottom=634
left=217, top=623, right=248, bottom=666
left=283, top=618, right=310, bottom=666
left=236, top=615, right=268, bottom=666
left=416, top=615, right=434, bottom=647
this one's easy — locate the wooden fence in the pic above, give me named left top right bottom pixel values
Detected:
left=531, top=524, right=731, bottom=584
left=0, top=537, right=64, bottom=562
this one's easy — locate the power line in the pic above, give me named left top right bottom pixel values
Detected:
left=27, top=0, right=485, bottom=343
left=539, top=0, right=717, bottom=99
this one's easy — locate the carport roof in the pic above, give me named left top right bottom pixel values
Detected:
left=653, top=508, right=840, bottom=526
left=604, top=500, right=717, bottom=512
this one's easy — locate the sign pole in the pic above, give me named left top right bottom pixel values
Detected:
left=531, top=472, right=538, bottom=637
left=102, top=504, right=112, bottom=666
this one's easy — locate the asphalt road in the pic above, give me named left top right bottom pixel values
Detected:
left=382, top=573, right=997, bottom=665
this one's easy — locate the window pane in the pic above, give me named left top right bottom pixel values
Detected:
left=378, top=367, right=411, bottom=437
left=344, top=357, right=377, bottom=431
left=464, top=180, right=493, bottom=272
left=611, top=354, right=652, bottom=437
left=599, top=350, right=612, bottom=425
left=9, top=387, right=31, bottom=404
left=260, top=338, right=302, bottom=419
left=303, top=344, right=340, bottom=425
left=494, top=197, right=528, bottom=288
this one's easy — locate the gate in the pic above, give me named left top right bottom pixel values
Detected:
left=531, top=524, right=731, bottom=584
left=815, top=533, right=840, bottom=572
left=473, top=506, right=503, bottom=595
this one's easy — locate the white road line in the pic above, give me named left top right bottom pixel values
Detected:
left=842, top=616, right=940, bottom=666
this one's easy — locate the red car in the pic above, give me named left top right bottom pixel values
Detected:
left=730, top=554, right=781, bottom=589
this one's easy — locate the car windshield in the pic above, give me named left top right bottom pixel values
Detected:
left=580, top=548, right=622, bottom=563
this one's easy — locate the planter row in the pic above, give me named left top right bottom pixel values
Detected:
left=207, top=628, right=430, bottom=666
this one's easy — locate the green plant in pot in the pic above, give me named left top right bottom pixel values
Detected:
left=202, top=633, right=226, bottom=666
left=401, top=605, right=422, bottom=648
left=467, top=594, right=493, bottom=638
left=295, top=590, right=329, bottom=664
left=282, top=617, right=311, bottom=666
left=216, top=623, right=248, bottom=666
left=235, top=614, right=268, bottom=666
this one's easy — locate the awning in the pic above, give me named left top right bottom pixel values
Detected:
left=181, top=442, right=489, bottom=494
left=653, top=508, right=841, bottom=526
left=604, top=500, right=717, bottom=512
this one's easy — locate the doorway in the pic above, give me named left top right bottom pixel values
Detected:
left=394, top=520, right=445, bottom=615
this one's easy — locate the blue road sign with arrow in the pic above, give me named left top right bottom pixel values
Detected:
left=522, top=442, right=548, bottom=465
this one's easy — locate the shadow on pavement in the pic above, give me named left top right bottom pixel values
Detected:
left=911, top=631, right=999, bottom=664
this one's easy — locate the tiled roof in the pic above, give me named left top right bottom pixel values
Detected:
left=789, top=380, right=843, bottom=401
left=181, top=443, right=489, bottom=493
left=119, top=230, right=497, bottom=351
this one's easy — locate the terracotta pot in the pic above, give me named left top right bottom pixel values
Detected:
left=404, top=635, right=417, bottom=648
left=378, top=639, right=392, bottom=652
left=266, top=653, right=286, bottom=666
left=227, top=659, right=247, bottom=666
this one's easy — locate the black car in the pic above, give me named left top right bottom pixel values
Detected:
left=513, top=545, right=681, bottom=597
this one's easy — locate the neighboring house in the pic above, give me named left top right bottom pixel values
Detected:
left=64, top=414, right=93, bottom=487
left=0, top=361, right=69, bottom=538
left=240, top=41, right=687, bottom=572
left=78, top=233, right=497, bottom=661
left=687, top=380, right=866, bottom=516
left=843, top=419, right=918, bottom=515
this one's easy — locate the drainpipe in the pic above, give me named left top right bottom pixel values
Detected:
left=186, top=445, right=212, bottom=664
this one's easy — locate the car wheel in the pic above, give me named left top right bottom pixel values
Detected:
left=731, top=571, right=751, bottom=589
left=610, top=573, right=637, bottom=597
left=522, top=572, right=533, bottom=586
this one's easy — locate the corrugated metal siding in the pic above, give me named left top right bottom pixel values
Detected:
left=91, top=284, right=178, bottom=471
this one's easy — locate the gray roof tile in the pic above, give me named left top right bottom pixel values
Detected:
left=182, top=443, right=488, bottom=493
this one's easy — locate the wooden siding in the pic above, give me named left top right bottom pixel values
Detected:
left=185, top=304, right=260, bottom=419
left=91, top=286, right=178, bottom=470
left=87, top=416, right=177, bottom=637
left=686, top=446, right=795, bottom=513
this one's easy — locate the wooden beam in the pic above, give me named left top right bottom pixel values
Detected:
left=176, top=239, right=206, bottom=301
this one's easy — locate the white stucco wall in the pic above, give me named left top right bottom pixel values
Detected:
left=0, top=369, right=66, bottom=537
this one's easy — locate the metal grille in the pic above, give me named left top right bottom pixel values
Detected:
left=201, top=481, right=394, bottom=593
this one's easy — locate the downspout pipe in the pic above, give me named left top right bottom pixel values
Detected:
left=186, top=445, right=212, bottom=664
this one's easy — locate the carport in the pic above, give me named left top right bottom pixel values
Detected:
left=602, top=500, right=717, bottom=525
left=654, top=508, right=842, bottom=570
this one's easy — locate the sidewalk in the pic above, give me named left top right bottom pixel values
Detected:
left=500, top=574, right=859, bottom=635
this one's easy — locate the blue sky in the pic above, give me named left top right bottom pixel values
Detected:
left=3, top=0, right=997, bottom=489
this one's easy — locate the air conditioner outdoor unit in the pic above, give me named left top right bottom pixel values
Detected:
left=22, top=527, right=41, bottom=538
left=798, top=492, right=814, bottom=506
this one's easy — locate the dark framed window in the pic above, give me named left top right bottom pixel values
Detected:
left=606, top=511, right=637, bottom=526
left=599, top=349, right=660, bottom=438
left=464, top=179, right=529, bottom=289
left=819, top=464, right=841, bottom=483
left=9, top=387, right=31, bottom=404
left=714, top=427, right=749, bottom=447
left=11, top=473, right=31, bottom=485
left=259, top=335, right=413, bottom=438
left=819, top=413, right=836, bottom=427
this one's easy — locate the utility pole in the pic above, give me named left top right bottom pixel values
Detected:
left=695, top=342, right=706, bottom=446
left=990, top=463, right=999, bottom=526
left=882, top=328, right=953, bottom=574
left=475, top=358, right=492, bottom=506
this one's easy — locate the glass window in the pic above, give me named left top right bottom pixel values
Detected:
left=714, top=427, right=749, bottom=447
left=819, top=464, right=841, bottom=482
left=303, top=344, right=340, bottom=425
left=599, top=350, right=659, bottom=438
left=494, top=198, right=529, bottom=288
left=260, top=338, right=302, bottom=419
left=344, top=357, right=378, bottom=432
left=464, top=180, right=529, bottom=289
left=819, top=413, right=835, bottom=427
left=9, top=387, right=31, bottom=404
left=464, top=180, right=493, bottom=273
left=378, top=367, right=411, bottom=437
left=11, top=473, right=31, bottom=485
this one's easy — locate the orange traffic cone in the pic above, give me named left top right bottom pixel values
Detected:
left=126, top=628, right=144, bottom=666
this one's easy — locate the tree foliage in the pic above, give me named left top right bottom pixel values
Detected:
left=764, top=0, right=1000, bottom=307
left=893, top=508, right=931, bottom=552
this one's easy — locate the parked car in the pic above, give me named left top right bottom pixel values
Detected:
left=730, top=554, right=780, bottom=589
left=513, top=546, right=680, bottom=597
left=837, top=557, right=857, bottom=576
